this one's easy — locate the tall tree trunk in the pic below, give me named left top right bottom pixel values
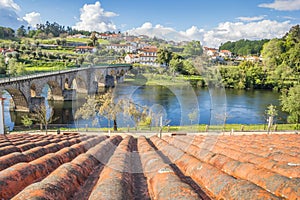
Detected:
left=113, top=119, right=118, bottom=131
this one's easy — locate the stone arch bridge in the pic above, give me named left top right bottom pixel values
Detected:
left=0, top=64, right=131, bottom=112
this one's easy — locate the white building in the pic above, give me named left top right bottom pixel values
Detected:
left=106, top=44, right=136, bottom=53
left=138, top=46, right=159, bottom=66
left=124, top=54, right=140, bottom=63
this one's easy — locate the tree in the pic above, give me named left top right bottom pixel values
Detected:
left=31, top=104, right=58, bottom=134
left=90, top=32, right=98, bottom=47
left=121, top=99, right=149, bottom=130
left=98, top=92, right=122, bottom=131
left=0, top=55, right=6, bottom=74
left=280, top=85, right=300, bottom=128
left=16, top=25, right=26, bottom=37
left=156, top=48, right=172, bottom=67
left=183, top=40, right=203, bottom=57
left=265, top=104, right=278, bottom=134
left=7, top=58, right=26, bottom=76
left=21, top=115, right=33, bottom=129
left=188, top=109, right=198, bottom=125
left=75, top=92, right=122, bottom=131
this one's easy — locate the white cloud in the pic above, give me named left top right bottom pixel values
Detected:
left=0, top=0, right=20, bottom=11
left=259, top=0, right=300, bottom=11
left=236, top=16, right=266, bottom=22
left=127, top=20, right=293, bottom=48
left=202, top=20, right=292, bottom=47
left=23, top=12, right=41, bottom=27
left=73, top=1, right=118, bottom=32
left=127, top=22, right=204, bottom=42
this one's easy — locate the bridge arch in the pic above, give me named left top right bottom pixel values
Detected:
left=64, top=78, right=70, bottom=89
left=4, top=88, right=29, bottom=112
left=45, top=81, right=63, bottom=100
left=72, top=77, right=88, bottom=94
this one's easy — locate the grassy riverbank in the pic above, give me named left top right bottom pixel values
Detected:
left=10, top=123, right=297, bottom=135
left=124, top=73, right=204, bottom=87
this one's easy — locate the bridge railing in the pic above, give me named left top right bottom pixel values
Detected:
left=0, top=64, right=132, bottom=85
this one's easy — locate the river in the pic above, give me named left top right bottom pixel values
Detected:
left=3, top=84, right=287, bottom=130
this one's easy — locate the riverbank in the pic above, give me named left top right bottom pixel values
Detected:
left=124, top=73, right=204, bottom=87
left=9, top=123, right=299, bottom=135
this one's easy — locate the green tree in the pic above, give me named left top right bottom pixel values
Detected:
left=188, top=109, right=198, bottom=125
left=90, top=32, right=98, bottom=47
left=261, top=39, right=285, bottom=69
left=0, top=55, right=6, bottom=74
left=265, top=104, right=278, bottom=134
left=183, top=40, right=203, bottom=57
left=280, top=85, right=300, bottom=128
left=21, top=115, right=33, bottom=129
left=98, top=92, right=122, bottom=131
left=16, top=25, right=26, bottom=37
left=74, top=96, right=99, bottom=129
left=7, top=58, right=26, bottom=76
left=122, top=99, right=148, bottom=130
left=156, top=48, right=172, bottom=67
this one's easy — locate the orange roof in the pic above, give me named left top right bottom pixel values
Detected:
left=75, top=46, right=94, bottom=49
left=1, top=133, right=299, bottom=199
left=220, top=50, right=231, bottom=53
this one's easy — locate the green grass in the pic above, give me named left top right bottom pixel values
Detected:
left=25, top=63, right=77, bottom=73
left=56, top=123, right=299, bottom=133
left=125, top=73, right=204, bottom=86
left=41, top=49, right=76, bottom=55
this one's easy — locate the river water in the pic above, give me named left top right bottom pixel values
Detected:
left=3, top=84, right=287, bottom=130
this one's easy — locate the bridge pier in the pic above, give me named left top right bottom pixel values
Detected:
left=105, top=75, right=115, bottom=88
left=88, top=81, right=99, bottom=95
left=30, top=97, right=45, bottom=111
left=63, top=89, right=76, bottom=101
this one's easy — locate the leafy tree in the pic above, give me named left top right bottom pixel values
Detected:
left=220, top=39, right=269, bottom=56
left=16, top=25, right=26, bottom=37
left=188, top=109, right=198, bottom=125
left=7, top=58, right=26, bottom=76
left=280, top=85, right=300, bottom=127
left=0, top=26, right=15, bottom=38
left=90, top=32, right=98, bottom=47
left=98, top=92, right=122, bottom=131
left=183, top=40, right=203, bottom=57
left=169, top=55, right=183, bottom=75
left=0, top=55, right=6, bottom=74
left=156, top=48, right=172, bottom=67
left=265, top=104, right=278, bottom=133
left=121, top=99, right=149, bottom=130
left=74, top=96, right=99, bottom=129
left=21, top=115, right=33, bottom=129
left=261, top=39, right=285, bottom=69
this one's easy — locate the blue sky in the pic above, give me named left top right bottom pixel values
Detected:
left=1, top=0, right=300, bottom=47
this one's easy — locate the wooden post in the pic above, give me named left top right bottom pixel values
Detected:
left=0, top=97, right=5, bottom=134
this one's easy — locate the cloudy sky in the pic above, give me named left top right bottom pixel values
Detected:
left=0, top=0, right=299, bottom=47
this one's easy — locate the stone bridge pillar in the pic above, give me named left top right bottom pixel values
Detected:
left=105, top=75, right=115, bottom=89
left=30, top=97, right=45, bottom=111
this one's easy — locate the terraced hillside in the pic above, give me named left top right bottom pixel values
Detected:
left=0, top=133, right=299, bottom=199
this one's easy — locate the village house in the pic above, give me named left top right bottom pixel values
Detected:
left=74, top=46, right=96, bottom=54
left=106, top=44, right=136, bottom=53
left=138, top=46, right=159, bottom=67
left=219, top=49, right=232, bottom=58
left=203, top=47, right=219, bottom=57
left=124, top=54, right=140, bottom=63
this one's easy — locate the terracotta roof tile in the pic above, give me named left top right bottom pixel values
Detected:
left=0, top=133, right=298, bottom=199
